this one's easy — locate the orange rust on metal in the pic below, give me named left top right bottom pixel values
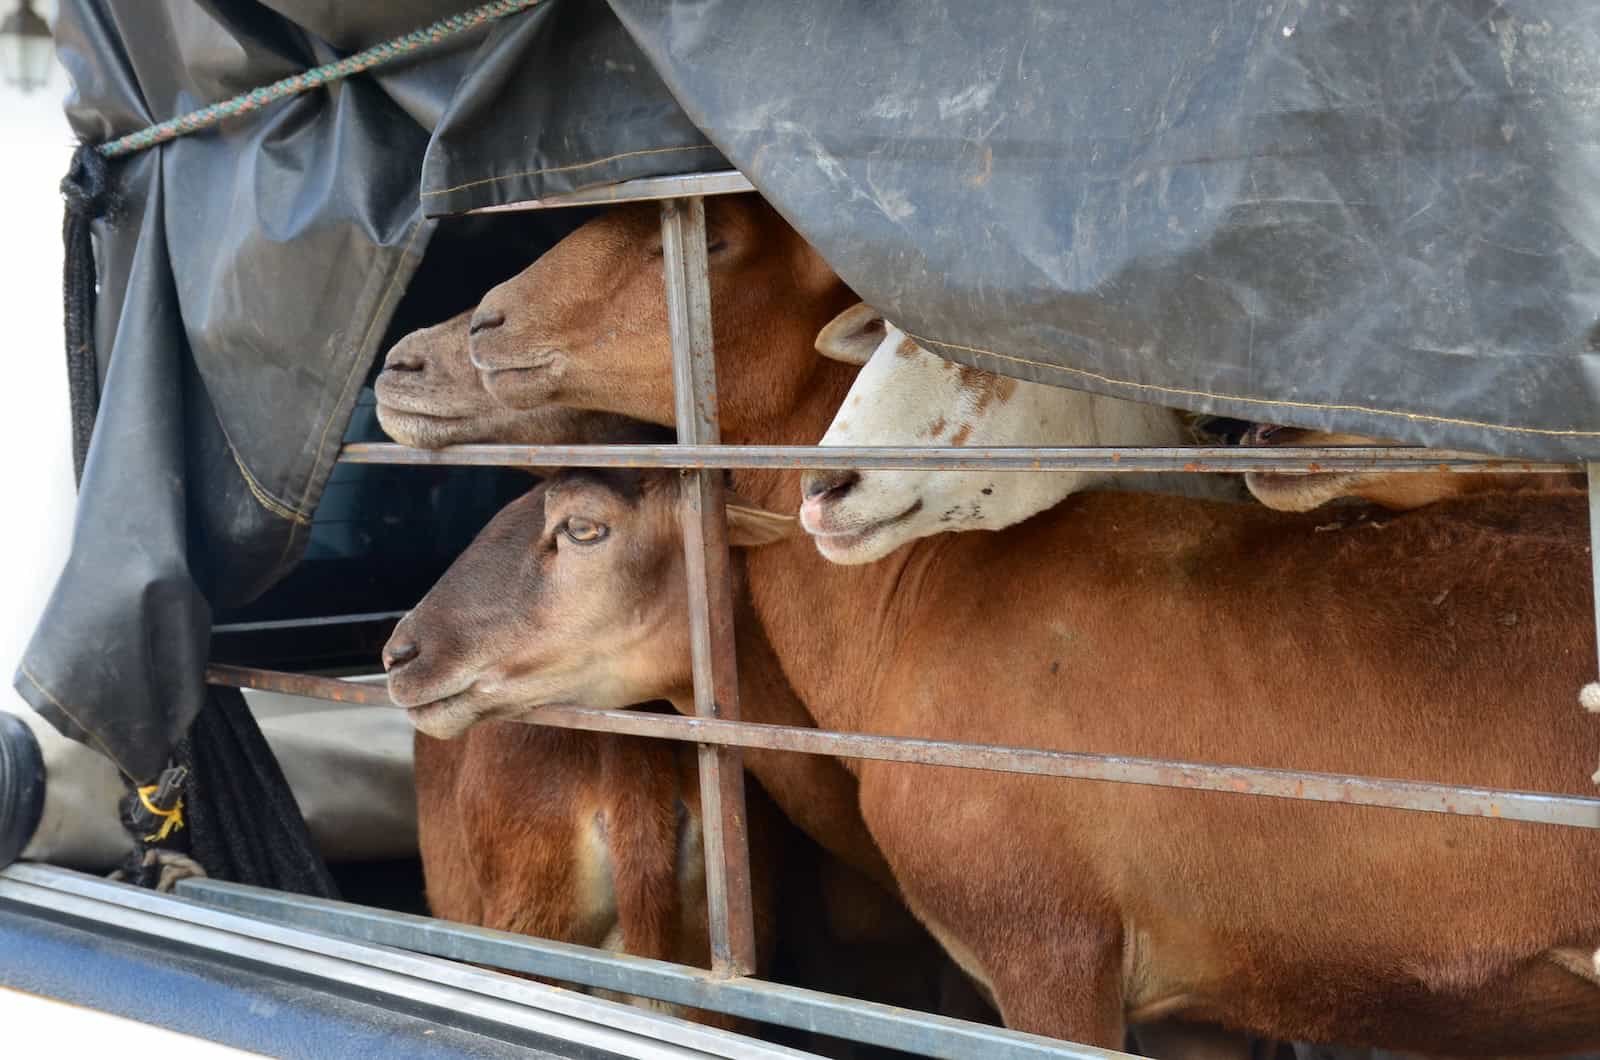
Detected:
left=661, top=195, right=758, bottom=978
left=202, top=666, right=1600, bottom=829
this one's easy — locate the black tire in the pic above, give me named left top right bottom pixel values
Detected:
left=0, top=712, right=45, bottom=867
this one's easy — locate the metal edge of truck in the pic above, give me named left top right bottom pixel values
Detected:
left=0, top=863, right=813, bottom=1060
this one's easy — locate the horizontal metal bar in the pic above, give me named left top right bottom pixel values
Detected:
left=205, top=664, right=393, bottom=704
left=211, top=610, right=405, bottom=634
left=467, top=171, right=756, bottom=214
left=338, top=442, right=1579, bottom=474
left=174, top=878, right=1123, bottom=1060
left=0, top=864, right=795, bottom=1060
left=203, top=666, right=1600, bottom=828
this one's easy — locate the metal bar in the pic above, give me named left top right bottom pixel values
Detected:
left=202, top=666, right=1600, bottom=829
left=212, top=610, right=405, bottom=634
left=338, top=442, right=1580, bottom=474
left=205, top=664, right=392, bottom=705
left=1, top=864, right=798, bottom=1060
left=173, top=878, right=1125, bottom=1060
left=468, top=170, right=756, bottom=214
left=661, top=196, right=758, bottom=977
left=1589, top=463, right=1600, bottom=686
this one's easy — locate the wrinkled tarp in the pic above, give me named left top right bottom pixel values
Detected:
left=20, top=0, right=1600, bottom=779
left=603, top=0, right=1600, bottom=461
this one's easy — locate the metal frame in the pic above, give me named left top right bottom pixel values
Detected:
left=206, top=665, right=1600, bottom=830
left=0, top=863, right=807, bottom=1060
left=467, top=170, right=756, bottom=213
left=661, top=196, right=757, bottom=975
left=169, top=875, right=1125, bottom=1060
left=197, top=171, right=1600, bottom=1057
left=338, top=442, right=1580, bottom=474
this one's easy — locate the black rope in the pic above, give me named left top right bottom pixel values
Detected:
left=116, top=688, right=339, bottom=896
left=179, top=687, right=340, bottom=898
left=61, top=144, right=109, bottom=485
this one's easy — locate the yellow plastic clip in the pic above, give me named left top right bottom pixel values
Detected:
left=136, top=784, right=185, bottom=843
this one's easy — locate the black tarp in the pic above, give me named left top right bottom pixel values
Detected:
left=21, top=0, right=1600, bottom=778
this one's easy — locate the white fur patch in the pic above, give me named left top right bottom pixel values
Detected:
left=1581, top=682, right=1600, bottom=713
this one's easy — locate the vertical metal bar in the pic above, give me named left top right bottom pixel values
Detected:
left=1589, top=464, right=1600, bottom=675
left=660, top=196, right=758, bottom=976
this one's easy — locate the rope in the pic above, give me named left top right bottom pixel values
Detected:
left=83, top=5, right=529, bottom=891
left=60, top=144, right=107, bottom=484
left=178, top=687, right=339, bottom=899
left=98, top=0, right=542, bottom=159
left=62, top=1, right=543, bottom=486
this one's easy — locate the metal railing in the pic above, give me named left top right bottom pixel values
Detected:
left=205, top=171, right=1600, bottom=1057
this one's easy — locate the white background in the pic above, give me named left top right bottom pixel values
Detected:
left=0, top=15, right=74, bottom=725
left=0, top=9, right=256, bottom=1054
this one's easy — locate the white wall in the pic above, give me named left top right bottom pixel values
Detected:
left=1, top=28, right=133, bottom=866
left=0, top=30, right=74, bottom=707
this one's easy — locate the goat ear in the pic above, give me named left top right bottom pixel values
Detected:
left=815, top=303, right=887, bottom=366
left=725, top=501, right=798, bottom=548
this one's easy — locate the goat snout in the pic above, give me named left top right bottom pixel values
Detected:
left=802, top=469, right=861, bottom=502
left=469, top=307, right=506, bottom=336
left=382, top=636, right=421, bottom=672
left=382, top=344, right=425, bottom=374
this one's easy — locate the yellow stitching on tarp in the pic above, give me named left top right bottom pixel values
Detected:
left=226, top=441, right=313, bottom=525
left=908, top=331, right=1600, bottom=440
left=15, top=663, right=138, bottom=781
left=422, top=144, right=720, bottom=197
left=136, top=784, right=185, bottom=842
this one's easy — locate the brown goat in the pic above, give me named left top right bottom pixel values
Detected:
left=389, top=465, right=1600, bottom=1054
left=414, top=717, right=760, bottom=1028
left=1240, top=424, right=1583, bottom=513
left=377, top=197, right=1600, bottom=1052
left=374, top=308, right=642, bottom=449
left=415, top=717, right=972, bottom=1040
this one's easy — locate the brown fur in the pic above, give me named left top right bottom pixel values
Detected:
left=1241, top=426, right=1583, bottom=513
left=414, top=717, right=763, bottom=1029
left=387, top=201, right=1599, bottom=1052
left=402, top=464, right=1600, bottom=1053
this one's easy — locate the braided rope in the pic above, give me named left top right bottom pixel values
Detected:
left=97, top=0, right=542, bottom=159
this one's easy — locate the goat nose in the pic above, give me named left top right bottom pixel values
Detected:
left=469, top=307, right=505, bottom=336
left=383, top=345, right=425, bottom=373
left=383, top=638, right=420, bottom=672
left=802, top=469, right=861, bottom=501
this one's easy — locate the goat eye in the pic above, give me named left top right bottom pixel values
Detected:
left=563, top=517, right=608, bottom=545
left=706, top=238, right=728, bottom=254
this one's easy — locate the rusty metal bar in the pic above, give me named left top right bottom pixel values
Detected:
left=205, top=664, right=392, bottom=705
left=202, top=666, right=1600, bottom=829
left=466, top=170, right=755, bottom=214
left=1589, top=464, right=1600, bottom=688
left=338, top=441, right=1580, bottom=474
left=661, top=196, right=758, bottom=977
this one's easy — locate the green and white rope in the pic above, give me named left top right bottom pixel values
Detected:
left=97, top=0, right=541, bottom=159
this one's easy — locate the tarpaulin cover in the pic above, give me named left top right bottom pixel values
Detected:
left=21, top=0, right=1600, bottom=777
